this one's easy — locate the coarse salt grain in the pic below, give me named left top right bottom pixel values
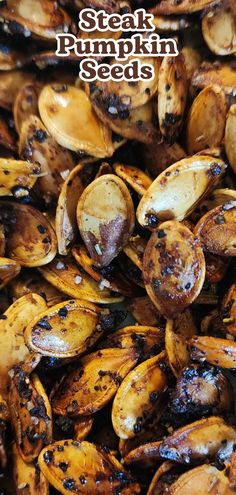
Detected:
left=75, top=275, right=82, bottom=285
left=56, top=261, right=65, bottom=270
left=60, top=169, right=70, bottom=180
left=95, top=244, right=103, bottom=255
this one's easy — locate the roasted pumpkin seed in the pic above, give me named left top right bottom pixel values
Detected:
left=13, top=82, right=42, bottom=135
left=190, top=335, right=236, bottom=368
left=72, top=245, right=134, bottom=297
left=158, top=416, right=236, bottom=464
left=77, top=174, right=135, bottom=267
left=0, top=0, right=71, bottom=40
left=187, top=85, right=227, bottom=154
left=165, top=309, right=197, bottom=377
left=0, top=201, right=57, bottom=267
left=225, top=104, right=236, bottom=174
left=39, top=85, right=114, bottom=158
left=168, top=464, right=235, bottom=494
left=9, top=370, right=52, bottom=462
left=114, top=163, right=152, bottom=196
left=25, top=299, right=105, bottom=358
left=56, top=164, right=84, bottom=255
left=158, top=55, right=187, bottom=140
left=137, top=156, right=226, bottom=227
left=39, top=439, right=141, bottom=494
left=38, top=257, right=124, bottom=304
left=194, top=201, right=236, bottom=256
left=52, top=348, right=138, bottom=416
left=13, top=443, right=49, bottom=495
left=202, top=1, right=236, bottom=56
left=0, top=158, right=41, bottom=196
left=19, top=115, right=75, bottom=206
left=0, top=293, right=47, bottom=397
left=112, top=351, right=167, bottom=439
left=143, top=221, right=206, bottom=318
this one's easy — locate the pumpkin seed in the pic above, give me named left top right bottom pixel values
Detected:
left=137, top=156, right=226, bottom=227
left=38, top=440, right=141, bottom=494
left=9, top=370, right=52, bottom=462
left=187, top=85, right=227, bottom=154
left=194, top=200, right=236, bottom=256
left=25, top=299, right=105, bottom=358
left=0, top=201, right=57, bottom=267
left=112, top=351, right=167, bottom=439
left=52, top=348, right=138, bottom=416
left=39, top=85, right=114, bottom=158
left=77, top=174, right=135, bottom=267
left=38, top=257, right=124, bottom=304
left=0, top=293, right=47, bottom=397
left=143, top=221, right=206, bottom=318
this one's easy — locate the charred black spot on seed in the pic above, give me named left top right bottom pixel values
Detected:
left=58, top=307, right=68, bottom=318
left=119, top=3, right=130, bottom=14
left=37, top=225, right=47, bottom=234
left=133, top=420, right=142, bottom=434
left=52, top=84, right=68, bottom=93
left=34, top=129, right=47, bottom=143
left=145, top=87, right=151, bottom=95
left=163, top=112, right=181, bottom=128
left=152, top=278, right=161, bottom=292
left=208, top=163, right=223, bottom=177
left=215, top=215, right=225, bottom=224
left=3, top=170, right=10, bottom=175
left=59, top=462, right=69, bottom=472
left=43, top=450, right=53, bottom=465
left=36, top=319, right=52, bottom=331
left=42, top=236, right=51, bottom=244
left=165, top=83, right=171, bottom=91
left=185, top=283, right=191, bottom=290
left=62, top=478, right=75, bottom=490
left=161, top=266, right=173, bottom=276
left=157, top=229, right=166, bottom=238
left=79, top=475, right=87, bottom=485
left=150, top=391, right=160, bottom=403
left=146, top=213, right=158, bottom=227
left=67, top=400, right=78, bottom=414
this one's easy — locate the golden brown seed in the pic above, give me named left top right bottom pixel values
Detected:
left=187, top=85, right=227, bottom=154
left=38, top=257, right=124, bottom=304
left=38, top=440, right=141, bottom=494
left=143, top=221, right=206, bottom=318
left=190, top=335, right=236, bottom=368
left=168, top=464, right=235, bottom=494
left=112, top=351, right=167, bottom=439
left=202, top=1, right=236, bottom=56
left=52, top=348, right=138, bottom=416
left=194, top=201, right=236, bottom=256
left=0, top=293, right=47, bottom=397
left=159, top=416, right=236, bottom=464
left=39, top=85, right=114, bottom=158
left=137, top=156, right=226, bottom=227
left=0, top=201, right=57, bottom=267
left=225, top=104, right=236, bottom=174
left=77, top=174, right=135, bottom=267
left=0, top=0, right=71, bottom=39
left=9, top=371, right=52, bottom=463
left=158, top=54, right=187, bottom=140
left=165, top=309, right=197, bottom=377
left=222, top=284, right=236, bottom=336
left=24, top=299, right=105, bottom=358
